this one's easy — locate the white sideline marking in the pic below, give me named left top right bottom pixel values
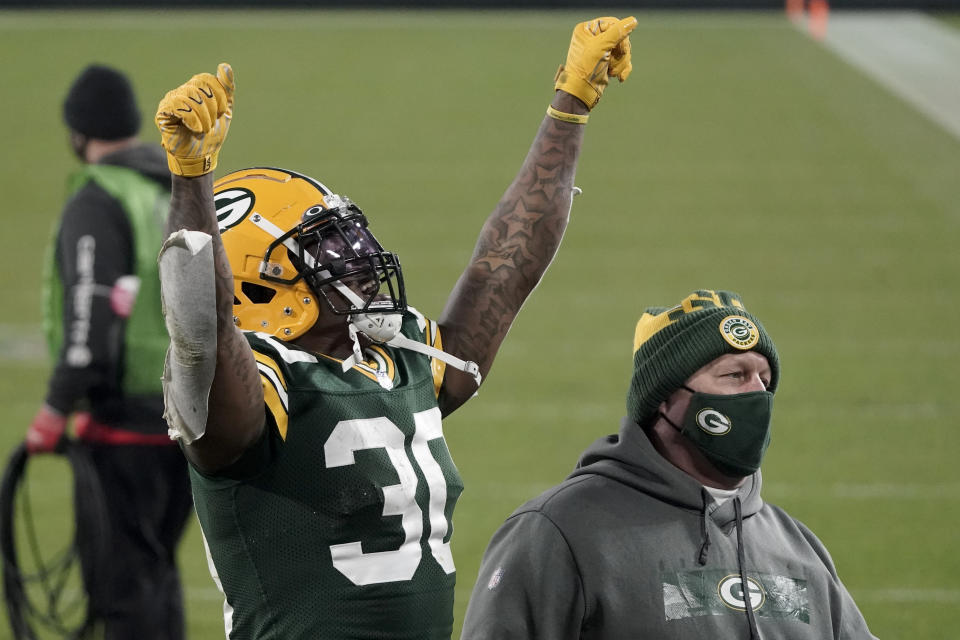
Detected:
left=832, top=482, right=960, bottom=499
left=764, top=482, right=960, bottom=500
left=185, top=585, right=229, bottom=602
left=0, top=325, right=47, bottom=365
left=468, top=481, right=560, bottom=501
left=474, top=480, right=960, bottom=503
left=479, top=402, right=614, bottom=423
left=816, top=11, right=960, bottom=141
left=856, top=588, right=960, bottom=604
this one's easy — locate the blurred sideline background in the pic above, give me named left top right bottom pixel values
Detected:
left=0, top=3, right=958, bottom=638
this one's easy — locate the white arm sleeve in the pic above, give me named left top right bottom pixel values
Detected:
left=158, top=230, right=218, bottom=444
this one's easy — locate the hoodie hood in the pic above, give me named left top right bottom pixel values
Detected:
left=569, top=417, right=764, bottom=530
left=569, top=417, right=767, bottom=639
left=99, top=143, right=170, bottom=189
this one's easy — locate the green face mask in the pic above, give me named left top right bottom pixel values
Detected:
left=672, top=387, right=775, bottom=477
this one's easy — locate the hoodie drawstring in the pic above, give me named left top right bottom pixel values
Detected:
left=734, top=497, right=760, bottom=640
left=697, top=488, right=711, bottom=565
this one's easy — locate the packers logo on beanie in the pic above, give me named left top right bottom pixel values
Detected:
left=63, top=64, right=141, bottom=141
left=626, top=290, right=780, bottom=428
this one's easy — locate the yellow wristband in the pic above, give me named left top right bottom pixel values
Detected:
left=546, top=105, right=589, bottom=125
left=165, top=151, right=219, bottom=177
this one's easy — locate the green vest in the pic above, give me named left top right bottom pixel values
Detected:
left=42, top=163, right=170, bottom=395
left=192, top=312, right=463, bottom=639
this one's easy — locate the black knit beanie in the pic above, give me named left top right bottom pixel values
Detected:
left=63, top=64, right=141, bottom=140
left=626, top=290, right=780, bottom=428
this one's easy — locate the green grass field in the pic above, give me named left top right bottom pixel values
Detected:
left=1, top=9, right=958, bottom=639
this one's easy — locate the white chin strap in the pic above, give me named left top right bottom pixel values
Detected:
left=341, top=299, right=482, bottom=387
left=341, top=311, right=482, bottom=387
left=388, top=333, right=482, bottom=386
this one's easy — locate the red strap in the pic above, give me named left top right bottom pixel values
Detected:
left=74, top=413, right=176, bottom=446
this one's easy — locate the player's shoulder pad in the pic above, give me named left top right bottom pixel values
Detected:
left=245, top=331, right=321, bottom=369
left=401, top=305, right=440, bottom=348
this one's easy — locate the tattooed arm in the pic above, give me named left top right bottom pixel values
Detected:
left=166, top=175, right=265, bottom=473
left=436, top=91, right=586, bottom=415
left=436, top=17, right=636, bottom=415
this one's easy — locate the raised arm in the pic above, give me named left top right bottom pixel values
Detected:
left=155, top=64, right=265, bottom=473
left=437, top=17, right=637, bottom=414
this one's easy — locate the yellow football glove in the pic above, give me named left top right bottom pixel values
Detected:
left=555, top=16, right=637, bottom=110
left=155, top=63, right=235, bottom=177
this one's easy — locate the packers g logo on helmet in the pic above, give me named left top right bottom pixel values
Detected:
left=214, top=187, right=254, bottom=232
left=213, top=167, right=406, bottom=341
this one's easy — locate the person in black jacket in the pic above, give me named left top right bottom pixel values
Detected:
left=25, top=64, right=192, bottom=640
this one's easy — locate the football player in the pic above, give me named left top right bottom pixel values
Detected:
left=154, top=16, right=637, bottom=639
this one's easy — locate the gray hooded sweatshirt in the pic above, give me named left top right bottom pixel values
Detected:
left=461, top=418, right=877, bottom=640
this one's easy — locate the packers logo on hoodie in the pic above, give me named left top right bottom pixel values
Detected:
left=662, top=569, right=808, bottom=623
left=717, top=574, right=765, bottom=611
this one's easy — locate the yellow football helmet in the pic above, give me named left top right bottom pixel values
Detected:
left=213, top=167, right=406, bottom=341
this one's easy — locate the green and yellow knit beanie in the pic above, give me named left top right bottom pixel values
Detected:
left=627, top=290, right=780, bottom=428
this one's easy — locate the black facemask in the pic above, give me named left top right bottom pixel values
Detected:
left=662, top=386, right=774, bottom=477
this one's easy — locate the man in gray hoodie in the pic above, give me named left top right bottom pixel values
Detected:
left=461, top=290, right=877, bottom=639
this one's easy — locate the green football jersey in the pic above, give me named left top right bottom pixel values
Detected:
left=191, top=309, right=464, bottom=639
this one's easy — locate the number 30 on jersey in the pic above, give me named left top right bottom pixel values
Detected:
left=324, top=407, right=455, bottom=586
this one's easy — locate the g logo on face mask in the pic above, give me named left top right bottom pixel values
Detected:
left=695, top=409, right=732, bottom=435
left=680, top=390, right=774, bottom=477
